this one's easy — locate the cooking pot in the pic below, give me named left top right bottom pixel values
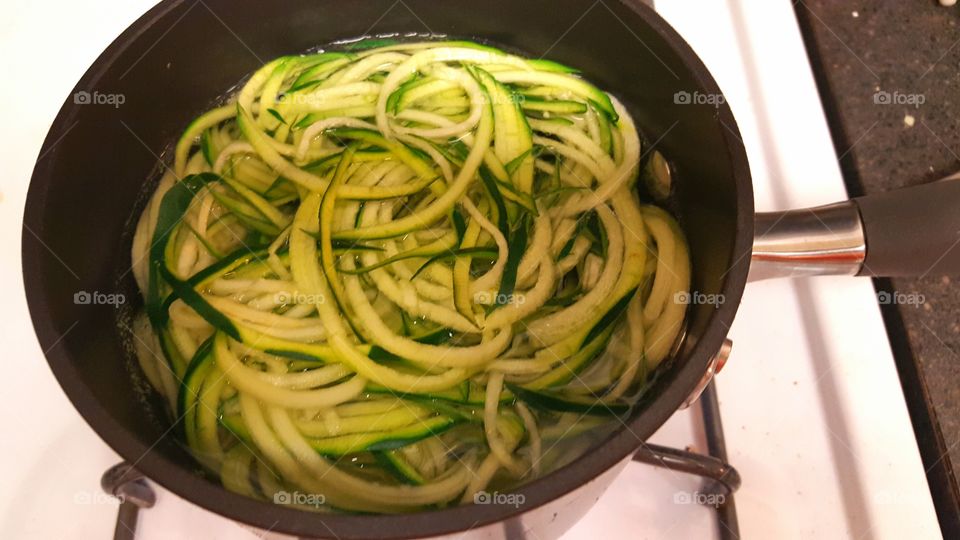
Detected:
left=23, top=1, right=960, bottom=538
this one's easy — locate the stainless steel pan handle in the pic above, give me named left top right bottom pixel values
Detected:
left=749, top=200, right=865, bottom=281
left=749, top=174, right=960, bottom=281
left=688, top=175, right=960, bottom=407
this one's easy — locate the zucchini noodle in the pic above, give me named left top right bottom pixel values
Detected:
left=131, top=38, right=690, bottom=513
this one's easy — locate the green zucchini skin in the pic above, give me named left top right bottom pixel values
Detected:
left=129, top=37, right=690, bottom=514
left=178, top=338, right=215, bottom=445
left=307, top=415, right=459, bottom=456
left=507, top=384, right=631, bottom=417
left=221, top=412, right=459, bottom=457
left=374, top=450, right=426, bottom=485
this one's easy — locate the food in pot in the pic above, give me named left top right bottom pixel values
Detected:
left=130, top=39, right=690, bottom=513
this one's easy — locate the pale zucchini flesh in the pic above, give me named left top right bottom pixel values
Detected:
left=131, top=38, right=690, bottom=514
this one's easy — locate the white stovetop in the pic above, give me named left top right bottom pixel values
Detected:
left=0, top=0, right=941, bottom=539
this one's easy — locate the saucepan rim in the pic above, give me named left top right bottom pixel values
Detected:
left=21, top=0, right=753, bottom=537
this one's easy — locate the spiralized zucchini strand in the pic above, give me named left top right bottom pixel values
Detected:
left=131, top=39, right=691, bottom=513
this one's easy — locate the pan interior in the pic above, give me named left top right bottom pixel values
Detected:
left=23, top=0, right=750, bottom=536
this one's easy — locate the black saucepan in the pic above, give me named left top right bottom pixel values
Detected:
left=22, top=1, right=960, bottom=538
